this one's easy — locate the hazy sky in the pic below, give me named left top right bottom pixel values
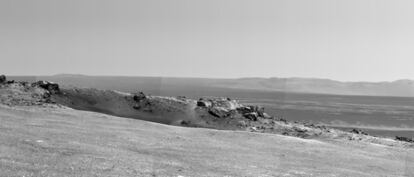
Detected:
left=1, top=0, right=414, bottom=81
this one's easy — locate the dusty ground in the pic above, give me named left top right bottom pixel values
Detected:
left=0, top=105, right=413, bottom=177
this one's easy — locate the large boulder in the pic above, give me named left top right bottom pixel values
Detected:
left=208, top=107, right=232, bottom=118
left=197, top=99, right=212, bottom=107
left=32, top=81, right=60, bottom=94
left=197, top=97, right=241, bottom=118
left=0, top=75, right=6, bottom=84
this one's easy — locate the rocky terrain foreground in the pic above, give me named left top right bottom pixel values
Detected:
left=0, top=76, right=413, bottom=177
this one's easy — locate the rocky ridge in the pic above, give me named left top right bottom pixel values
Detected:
left=0, top=75, right=413, bottom=148
left=127, top=90, right=413, bottom=147
left=0, top=75, right=60, bottom=106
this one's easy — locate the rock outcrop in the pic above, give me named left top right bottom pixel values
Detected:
left=0, top=75, right=6, bottom=84
left=132, top=96, right=150, bottom=111
left=350, top=129, right=369, bottom=135
left=0, top=79, right=58, bottom=106
left=243, top=112, right=259, bottom=121
left=32, top=81, right=60, bottom=94
left=208, top=107, right=233, bottom=118
left=195, top=97, right=272, bottom=121
left=395, top=136, right=414, bottom=143
left=133, top=92, right=147, bottom=102
left=197, top=99, right=212, bottom=107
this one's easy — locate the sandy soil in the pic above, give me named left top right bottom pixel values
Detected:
left=0, top=105, right=413, bottom=177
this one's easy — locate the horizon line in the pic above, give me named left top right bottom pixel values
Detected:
left=5, top=73, right=414, bottom=83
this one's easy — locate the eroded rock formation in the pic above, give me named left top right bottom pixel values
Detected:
left=32, top=81, right=60, bottom=94
left=195, top=97, right=272, bottom=121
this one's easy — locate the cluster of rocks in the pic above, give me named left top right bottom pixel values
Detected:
left=197, top=97, right=272, bottom=121
left=1, top=75, right=60, bottom=94
left=395, top=136, right=414, bottom=143
left=133, top=91, right=147, bottom=102
left=197, top=97, right=239, bottom=118
left=29, top=81, right=61, bottom=103
left=31, top=81, right=60, bottom=94
left=237, top=105, right=272, bottom=120
left=0, top=75, right=63, bottom=105
left=131, top=92, right=153, bottom=112
left=350, top=129, right=369, bottom=135
left=130, top=92, right=194, bottom=115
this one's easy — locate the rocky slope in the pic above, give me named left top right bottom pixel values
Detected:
left=1, top=75, right=413, bottom=147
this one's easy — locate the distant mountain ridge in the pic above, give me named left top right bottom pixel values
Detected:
left=9, top=74, right=414, bottom=97
left=217, top=77, right=414, bottom=97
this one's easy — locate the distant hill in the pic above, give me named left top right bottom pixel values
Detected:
left=215, top=77, right=414, bottom=97
left=9, top=74, right=414, bottom=97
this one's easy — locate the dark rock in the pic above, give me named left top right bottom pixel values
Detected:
left=133, top=92, right=146, bottom=102
left=244, top=112, right=259, bottom=121
left=6, top=80, right=15, bottom=84
left=237, top=106, right=254, bottom=114
left=237, top=105, right=265, bottom=117
left=350, top=129, right=368, bottom=135
left=180, top=120, right=191, bottom=126
left=32, top=81, right=60, bottom=94
left=132, top=96, right=152, bottom=110
left=395, top=136, right=414, bottom=143
left=197, top=99, right=212, bottom=107
left=208, top=107, right=231, bottom=118
left=0, top=75, right=6, bottom=83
